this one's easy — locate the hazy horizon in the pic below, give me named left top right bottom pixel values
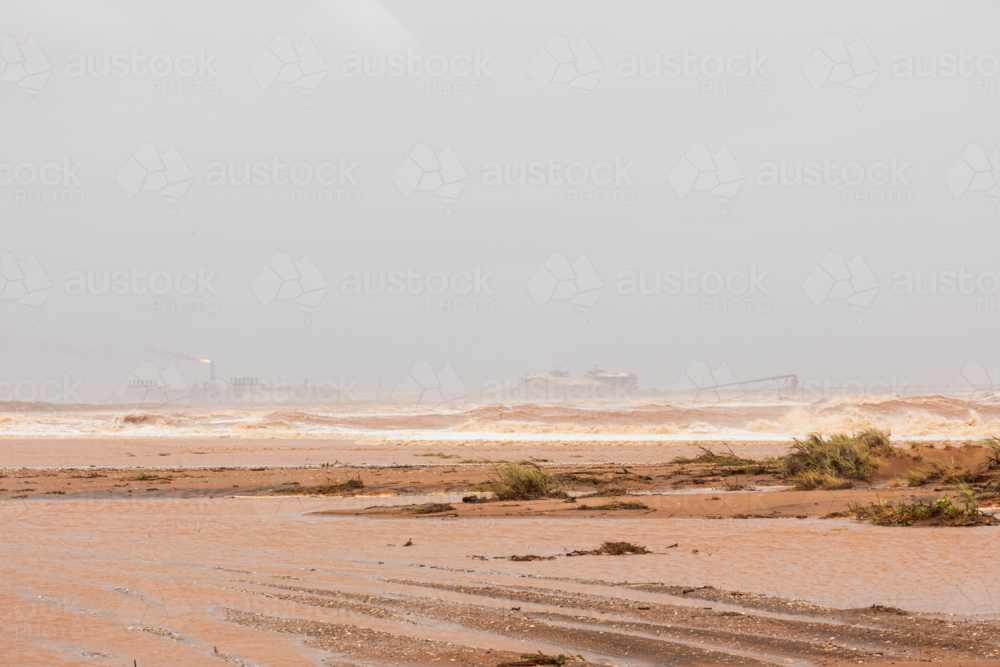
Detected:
left=3, top=0, right=999, bottom=404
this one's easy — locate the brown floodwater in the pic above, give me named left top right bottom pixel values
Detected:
left=0, top=437, right=799, bottom=469
left=3, top=495, right=999, bottom=665
left=4, top=425, right=1000, bottom=665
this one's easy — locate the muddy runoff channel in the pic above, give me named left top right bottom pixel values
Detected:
left=3, top=457, right=1000, bottom=665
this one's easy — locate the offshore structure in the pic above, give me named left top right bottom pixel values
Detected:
left=519, top=365, right=638, bottom=401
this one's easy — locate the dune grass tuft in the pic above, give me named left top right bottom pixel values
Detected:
left=906, top=470, right=928, bottom=487
left=926, top=457, right=975, bottom=485
left=672, top=446, right=777, bottom=476
left=837, top=486, right=996, bottom=527
left=576, top=499, right=649, bottom=511
left=595, top=541, right=649, bottom=555
left=126, top=470, right=171, bottom=482
left=478, top=461, right=566, bottom=501
left=566, top=541, right=650, bottom=556
left=983, top=436, right=1000, bottom=468
left=790, top=470, right=853, bottom=490
left=271, top=473, right=363, bottom=496
left=782, top=429, right=891, bottom=490
left=403, top=503, right=454, bottom=514
left=316, top=474, right=364, bottom=494
left=497, top=653, right=566, bottom=666
left=672, top=447, right=750, bottom=466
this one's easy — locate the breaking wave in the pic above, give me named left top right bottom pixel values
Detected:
left=0, top=393, right=998, bottom=440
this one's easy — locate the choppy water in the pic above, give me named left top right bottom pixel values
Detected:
left=3, top=393, right=1000, bottom=440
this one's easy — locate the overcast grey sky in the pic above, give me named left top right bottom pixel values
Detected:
left=1, top=0, right=998, bottom=402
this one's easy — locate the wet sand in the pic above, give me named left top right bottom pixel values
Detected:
left=0, top=436, right=802, bottom=469
left=4, top=496, right=1000, bottom=665
left=0, top=435, right=984, bottom=469
left=1, top=441, right=989, bottom=504
left=3, top=437, right=1000, bottom=665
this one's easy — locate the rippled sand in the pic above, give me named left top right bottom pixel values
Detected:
left=4, top=496, right=1000, bottom=665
